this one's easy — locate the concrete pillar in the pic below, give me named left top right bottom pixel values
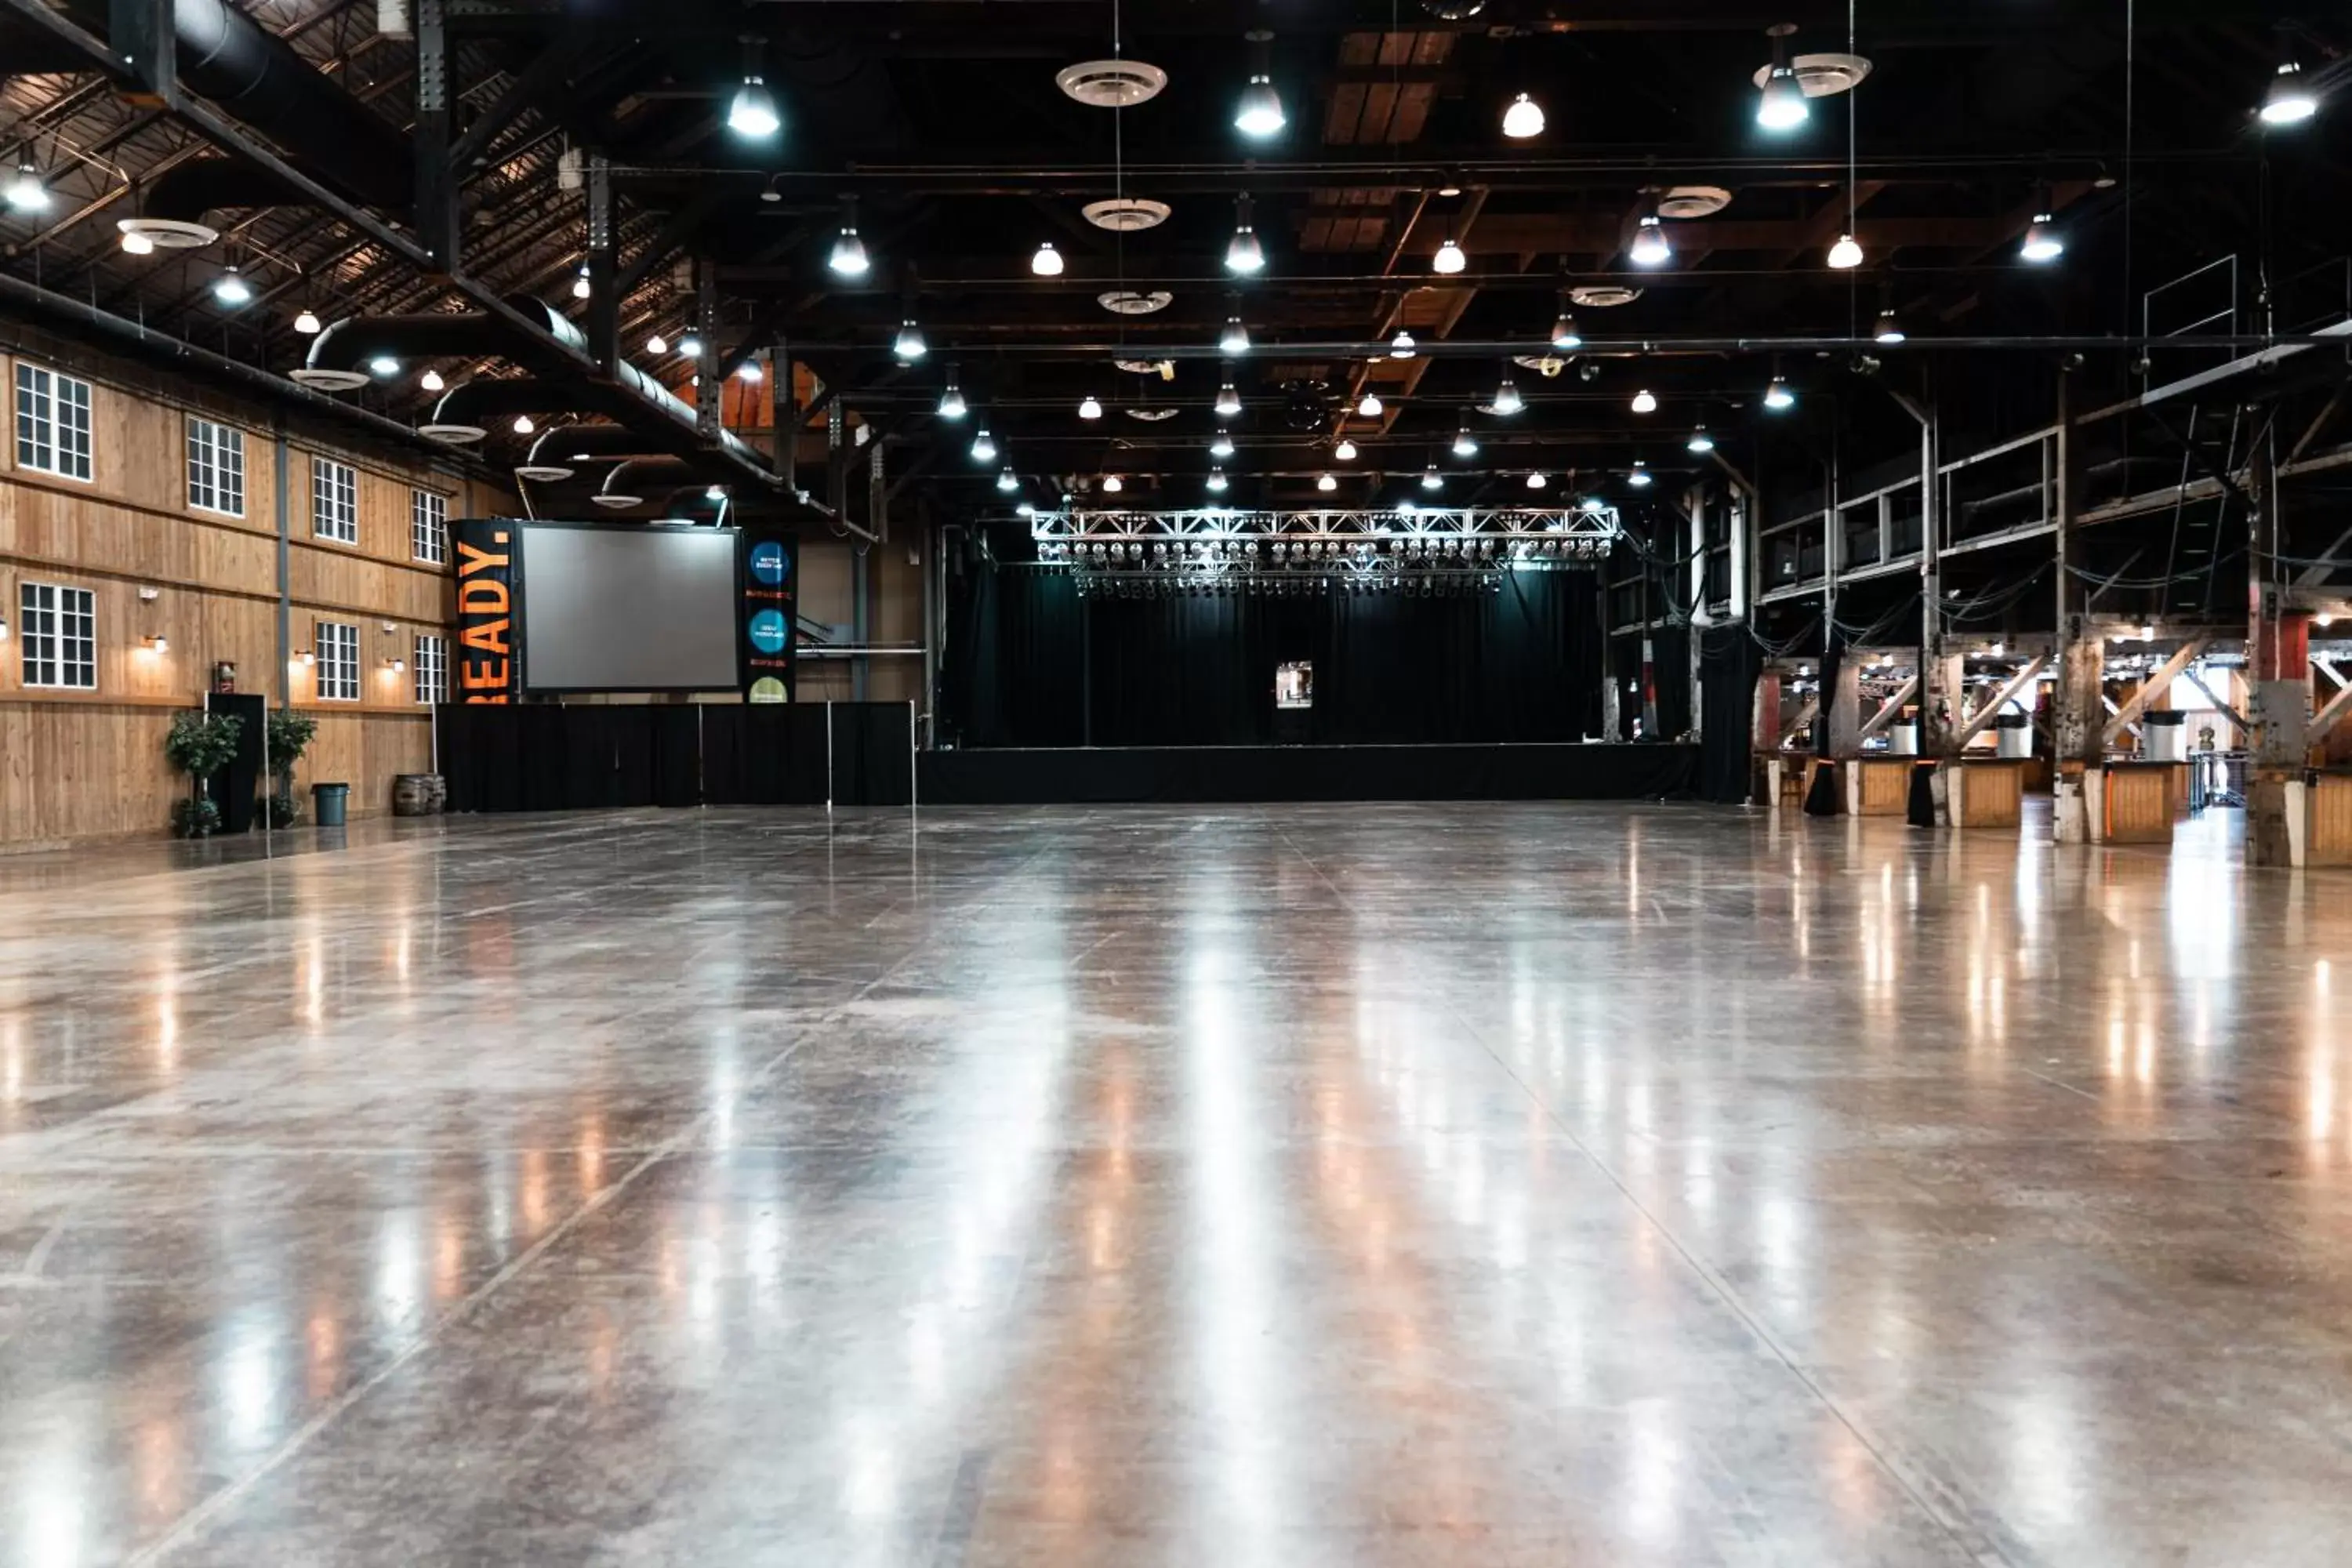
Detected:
left=2249, top=434, right=2309, bottom=864
left=2050, top=375, right=2101, bottom=842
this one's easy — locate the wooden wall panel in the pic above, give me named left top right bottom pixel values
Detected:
left=0, top=705, right=181, bottom=847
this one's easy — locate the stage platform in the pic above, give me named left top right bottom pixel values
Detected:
left=916, top=742, right=1698, bottom=805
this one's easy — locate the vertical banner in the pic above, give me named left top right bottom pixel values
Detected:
left=741, top=525, right=798, bottom=702
left=456, top=518, right=520, bottom=702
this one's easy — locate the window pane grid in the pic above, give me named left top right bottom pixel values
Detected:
left=411, top=489, right=448, bottom=564
left=414, top=633, right=448, bottom=704
left=15, top=363, right=93, bottom=481
left=187, top=419, right=245, bottom=516
left=20, top=582, right=96, bottom=690
left=315, top=620, right=359, bottom=702
left=313, top=458, right=358, bottom=544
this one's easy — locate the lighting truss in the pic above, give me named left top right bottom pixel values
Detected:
left=1027, top=506, right=1621, bottom=594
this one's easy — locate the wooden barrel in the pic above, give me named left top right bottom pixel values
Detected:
left=392, top=774, right=440, bottom=816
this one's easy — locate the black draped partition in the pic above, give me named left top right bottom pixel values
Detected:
left=944, top=565, right=1606, bottom=748
left=1697, top=622, right=1763, bottom=804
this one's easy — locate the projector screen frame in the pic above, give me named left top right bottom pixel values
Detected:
left=515, top=520, right=748, bottom=697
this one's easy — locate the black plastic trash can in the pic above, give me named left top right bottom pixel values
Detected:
left=310, top=782, right=350, bottom=827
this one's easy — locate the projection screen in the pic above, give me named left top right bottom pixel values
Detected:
left=521, top=524, right=741, bottom=692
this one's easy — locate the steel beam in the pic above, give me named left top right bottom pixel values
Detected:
left=2102, top=637, right=2209, bottom=745
left=1954, top=656, right=2049, bottom=748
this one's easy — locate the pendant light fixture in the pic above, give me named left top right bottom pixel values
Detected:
left=1501, top=93, right=1545, bottom=140
left=938, top=368, right=967, bottom=420
left=1827, top=233, right=1864, bottom=269
left=1210, top=430, right=1236, bottom=459
left=1757, top=24, right=1809, bottom=131
left=893, top=319, right=927, bottom=361
left=212, top=265, right=252, bottom=307
left=1102, top=474, right=1123, bottom=494
left=4, top=163, right=49, bottom=213
left=368, top=354, right=401, bottom=378
left=1631, top=388, right=1658, bottom=415
left=119, top=228, right=155, bottom=256
left=829, top=198, right=870, bottom=277
left=971, top=427, right=997, bottom=463
left=1686, top=425, right=1715, bottom=454
left=1629, top=194, right=1672, bottom=267
left=2019, top=209, right=2064, bottom=263
left=1627, top=460, right=1653, bottom=488
left=996, top=466, right=1018, bottom=492
left=677, top=331, right=703, bottom=358
left=1526, top=470, right=1548, bottom=490
left=1207, top=468, right=1229, bottom=493
left=1491, top=368, right=1524, bottom=416
left=1015, top=501, right=1035, bottom=517
left=1551, top=306, right=1583, bottom=350
left=728, top=75, right=782, bottom=140
left=1453, top=420, right=1478, bottom=458
left=1763, top=373, right=1796, bottom=412
left=512, top=414, right=535, bottom=435
left=645, top=332, right=669, bottom=355
left=1316, top=472, right=1338, bottom=492
left=1214, top=380, right=1243, bottom=418
left=1224, top=194, right=1265, bottom=275
left=1031, top=240, right=1065, bottom=277
left=1432, top=236, right=1467, bottom=274
left=572, top=264, right=591, bottom=300
left=735, top=359, right=764, bottom=383
left=1420, top=464, right=1443, bottom=492
left=1335, top=437, right=1359, bottom=461
left=1078, top=394, right=1103, bottom=420
left=1873, top=308, right=1906, bottom=345
left=1220, top=310, right=1250, bottom=355
left=2260, top=59, right=2318, bottom=125
left=1389, top=331, right=1416, bottom=358
left=419, top=369, right=445, bottom=393
left=1235, top=30, right=1286, bottom=138
left=292, top=306, right=322, bottom=335
left=1357, top=391, right=1384, bottom=417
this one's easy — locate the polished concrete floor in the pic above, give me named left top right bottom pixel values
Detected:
left=2, top=803, right=2348, bottom=1566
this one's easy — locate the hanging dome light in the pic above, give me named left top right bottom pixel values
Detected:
left=894, top=320, right=927, bottom=361
left=1078, top=394, right=1103, bottom=420
left=1492, top=372, right=1524, bottom=416
left=1551, top=310, right=1583, bottom=350
left=1389, top=331, right=1416, bottom=358
left=1432, top=236, right=1467, bottom=274
left=1501, top=93, right=1545, bottom=140
left=1220, top=315, right=1250, bottom=354
left=1827, top=232, right=1864, bottom=270
left=677, top=332, right=702, bottom=358
left=1686, top=425, right=1715, bottom=453
left=2019, top=213, right=2064, bottom=263
left=736, top=359, right=764, bottom=383
left=1031, top=240, right=1065, bottom=277
left=419, top=369, right=445, bottom=393
left=728, top=74, right=782, bottom=140
left=971, top=428, right=997, bottom=462
left=1757, top=28, right=1810, bottom=132
left=1873, top=308, right=1907, bottom=345
left=292, top=307, right=322, bottom=335
left=1763, top=374, right=1796, bottom=411
left=1453, top=422, right=1478, bottom=458
left=1525, top=470, right=1548, bottom=490
left=120, top=228, right=155, bottom=256
left=938, top=372, right=967, bottom=419
left=212, top=266, right=253, bottom=307
left=1357, top=391, right=1384, bottom=417
left=512, top=414, right=535, bottom=435
left=1236, top=72, right=1286, bottom=138
left=1335, top=438, right=1359, bottom=461
left=1214, top=381, right=1243, bottom=418
left=571, top=264, right=591, bottom=300
left=829, top=205, right=870, bottom=277
left=367, top=354, right=401, bottom=377
left=996, top=466, right=1018, bottom=492
left=1015, top=501, right=1035, bottom=517
left=1628, top=460, right=1653, bottom=488
left=1629, top=212, right=1672, bottom=267
left=1102, top=474, right=1123, bottom=494
left=1316, top=471, right=1338, bottom=492
left=2261, top=60, right=2318, bottom=125
left=644, top=332, right=669, bottom=355
left=4, top=163, right=49, bottom=213
left=1631, top=388, right=1658, bottom=415
left=1420, top=464, right=1443, bottom=492
left=1225, top=201, right=1266, bottom=275
left=1210, top=430, right=1236, bottom=459
left=1207, top=469, right=1229, bottom=493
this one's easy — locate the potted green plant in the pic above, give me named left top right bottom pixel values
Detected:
left=263, top=709, right=318, bottom=827
left=165, top=710, right=242, bottom=837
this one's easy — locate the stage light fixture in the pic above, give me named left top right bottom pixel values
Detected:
left=1501, top=92, right=1544, bottom=139
left=1551, top=309, right=1582, bottom=350
left=728, top=74, right=782, bottom=140
left=1432, top=237, right=1466, bottom=274
left=1215, top=381, right=1243, bottom=418
left=1873, top=308, right=1906, bottom=344
left=1031, top=240, right=1065, bottom=277
left=1207, top=469, right=1229, bottom=493
left=1390, top=331, right=1416, bottom=358
left=1491, top=371, right=1523, bottom=416
left=1828, top=232, right=1864, bottom=270
left=1357, top=391, right=1384, bottom=417
left=996, top=466, right=1018, bottom=492
left=1631, top=388, right=1658, bottom=415
left=938, top=372, right=967, bottom=419
left=1758, top=27, right=1809, bottom=131
left=1335, top=438, right=1359, bottom=461
left=1317, top=472, right=1338, bottom=492
left=1079, top=394, right=1104, bottom=420
left=1763, top=374, right=1795, bottom=412
left=1220, top=314, right=1250, bottom=354
left=212, top=266, right=252, bottom=307
left=1210, top=430, right=1236, bottom=459
left=1686, top=425, right=1715, bottom=453
left=1629, top=211, right=1672, bottom=267
left=292, top=307, right=322, bottom=336
left=512, top=414, right=535, bottom=434
left=971, top=428, right=996, bottom=462
left=829, top=201, right=870, bottom=277
left=1453, top=422, right=1478, bottom=458
left=1421, top=464, right=1442, bottom=492
left=1224, top=194, right=1265, bottom=274
left=572, top=264, right=591, bottom=300
left=5, top=164, right=49, bottom=212
left=2019, top=213, right=2064, bottom=263
left=419, top=369, right=445, bottom=393
left=368, top=354, right=401, bottom=378
left=894, top=320, right=927, bottom=361
left=1628, top=460, right=1653, bottom=488
left=2261, top=60, right=2318, bottom=125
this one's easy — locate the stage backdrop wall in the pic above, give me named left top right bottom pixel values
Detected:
left=945, top=566, right=1604, bottom=748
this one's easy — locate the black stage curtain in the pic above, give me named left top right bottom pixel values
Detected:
left=1696, top=622, right=1762, bottom=804
left=920, top=742, right=1697, bottom=804
left=946, top=567, right=1603, bottom=747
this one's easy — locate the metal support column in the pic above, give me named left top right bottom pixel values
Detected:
left=584, top=153, right=616, bottom=372
left=694, top=261, right=719, bottom=441
left=2053, top=370, right=2103, bottom=841
left=412, top=0, right=457, bottom=272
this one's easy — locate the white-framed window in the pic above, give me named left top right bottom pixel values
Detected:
left=19, top=581, right=96, bottom=690
left=314, top=619, right=358, bottom=702
left=312, top=456, right=358, bottom=544
left=413, top=633, right=448, bottom=705
left=187, top=418, right=245, bottom=516
left=14, top=362, right=93, bottom=481
left=411, top=488, right=448, bottom=564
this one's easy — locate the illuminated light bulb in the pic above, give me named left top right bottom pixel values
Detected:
left=645, top=332, right=669, bottom=355
left=1526, top=470, right=1548, bottom=490
left=1390, top=331, right=1415, bottom=358
left=1432, top=237, right=1466, bottom=274
left=894, top=320, right=927, bottom=361
left=1686, top=425, right=1715, bottom=453
left=706, top=484, right=726, bottom=501
left=2020, top=214, right=2064, bottom=263
left=1491, top=374, right=1523, bottom=416
left=212, top=266, right=252, bottom=307
left=728, top=75, right=782, bottom=139
left=996, top=466, right=1018, bottom=492
left=1225, top=216, right=1265, bottom=275
left=572, top=265, right=591, bottom=300
left=736, top=360, right=763, bottom=383
left=971, top=428, right=996, bottom=462
left=1210, top=430, right=1236, bottom=459
left=1102, top=474, right=1123, bottom=494
left=419, top=369, right=445, bottom=393
left=1874, top=309, right=1907, bottom=345
left=1031, top=240, right=1064, bottom=277
left=368, top=354, right=401, bottom=377
left=120, top=227, right=155, bottom=256
left=1629, top=213, right=1672, bottom=267
left=2261, top=60, right=2318, bottom=125
left=1631, top=388, right=1658, bottom=415
left=293, top=307, right=322, bottom=335
left=4, top=164, right=49, bottom=212
left=938, top=377, right=967, bottom=419
left=1214, top=382, right=1242, bottom=418
left=512, top=414, right=535, bottom=434
left=1453, top=423, right=1478, bottom=458
left=1335, top=438, right=1358, bottom=461
left=1421, top=465, right=1442, bottom=492
left=829, top=223, right=869, bottom=277
left=1763, top=374, right=1795, bottom=412
left=1758, top=64, right=1809, bottom=130
left=1207, top=469, right=1229, bottom=493
left=1827, top=232, right=1864, bottom=270
left=1551, top=310, right=1582, bottom=350
left=1628, top=460, right=1653, bottom=488
left=1016, top=501, right=1035, bottom=517
left=1220, top=316, right=1250, bottom=354
left=1317, top=472, right=1338, bottom=492
left=1357, top=391, right=1384, bottom=418
left=1078, top=394, right=1103, bottom=420
left=1236, top=73, right=1286, bottom=138
left=1501, top=93, right=1544, bottom=139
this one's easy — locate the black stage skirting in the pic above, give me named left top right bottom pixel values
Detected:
left=916, top=742, right=1698, bottom=805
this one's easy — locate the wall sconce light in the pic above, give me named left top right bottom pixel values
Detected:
left=0, top=615, right=10, bottom=641
left=138, top=586, right=161, bottom=602
left=381, top=621, right=398, bottom=633
left=299, top=649, right=316, bottom=666
left=387, top=657, right=408, bottom=673
left=143, top=634, right=169, bottom=653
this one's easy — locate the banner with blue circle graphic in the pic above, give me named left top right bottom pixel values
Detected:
left=740, top=528, right=797, bottom=702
